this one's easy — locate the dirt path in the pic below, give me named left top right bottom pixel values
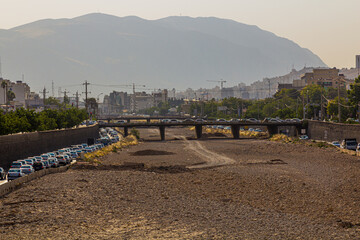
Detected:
left=147, top=128, right=236, bottom=169
left=180, top=136, right=236, bottom=169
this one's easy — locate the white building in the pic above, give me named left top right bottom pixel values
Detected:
left=0, top=79, right=31, bottom=108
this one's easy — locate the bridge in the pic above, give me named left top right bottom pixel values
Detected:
left=99, top=121, right=303, bottom=140
left=98, top=116, right=188, bottom=123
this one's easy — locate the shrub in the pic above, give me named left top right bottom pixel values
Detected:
left=130, top=127, right=140, bottom=139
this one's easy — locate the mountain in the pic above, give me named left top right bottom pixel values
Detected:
left=0, top=13, right=326, bottom=93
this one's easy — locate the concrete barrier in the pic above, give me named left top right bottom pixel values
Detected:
left=0, top=125, right=99, bottom=170
left=307, top=120, right=360, bottom=142
left=0, top=165, right=71, bottom=197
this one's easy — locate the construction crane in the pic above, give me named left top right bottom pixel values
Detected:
left=207, top=79, right=226, bottom=89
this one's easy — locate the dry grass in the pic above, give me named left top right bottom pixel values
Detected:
left=83, top=135, right=139, bottom=164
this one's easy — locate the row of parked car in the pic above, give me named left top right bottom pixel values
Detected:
left=331, top=138, right=360, bottom=151
left=6, top=143, right=106, bottom=181
left=3, top=127, right=121, bottom=181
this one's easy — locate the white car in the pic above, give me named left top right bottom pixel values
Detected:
left=20, top=165, right=34, bottom=175
left=7, top=169, right=26, bottom=180
left=299, top=135, right=309, bottom=140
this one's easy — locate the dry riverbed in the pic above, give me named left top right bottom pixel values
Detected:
left=1, top=128, right=360, bottom=239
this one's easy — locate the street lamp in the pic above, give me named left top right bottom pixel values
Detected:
left=97, top=93, right=103, bottom=102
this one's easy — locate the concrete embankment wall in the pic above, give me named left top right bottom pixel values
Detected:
left=0, top=165, right=71, bottom=197
left=0, top=125, right=99, bottom=170
left=308, top=120, right=360, bottom=142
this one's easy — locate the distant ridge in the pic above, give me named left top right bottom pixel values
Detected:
left=0, top=13, right=326, bottom=92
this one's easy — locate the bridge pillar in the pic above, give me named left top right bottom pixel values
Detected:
left=267, top=125, right=278, bottom=136
left=231, top=125, right=240, bottom=139
left=159, top=126, right=165, bottom=141
left=195, top=125, right=202, bottom=139
left=124, top=127, right=129, bottom=137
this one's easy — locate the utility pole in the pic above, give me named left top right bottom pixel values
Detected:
left=73, top=91, right=80, bottom=109
left=338, top=81, right=341, bottom=122
left=83, top=80, right=91, bottom=116
left=268, top=79, right=271, bottom=98
left=0, top=56, right=3, bottom=79
left=52, top=81, right=55, bottom=97
left=302, top=95, right=305, bottom=119
left=320, top=94, right=324, bottom=121
left=296, top=97, right=299, bottom=118
left=40, top=87, right=49, bottom=109
left=61, top=89, right=70, bottom=107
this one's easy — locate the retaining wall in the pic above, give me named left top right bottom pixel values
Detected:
left=0, top=125, right=99, bottom=170
left=0, top=165, right=70, bottom=197
left=308, top=120, right=360, bottom=142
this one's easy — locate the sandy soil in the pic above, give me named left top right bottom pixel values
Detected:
left=1, top=127, right=360, bottom=239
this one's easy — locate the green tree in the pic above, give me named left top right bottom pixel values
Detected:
left=326, top=97, right=351, bottom=122
left=45, top=97, right=61, bottom=106
left=7, top=90, right=15, bottom=102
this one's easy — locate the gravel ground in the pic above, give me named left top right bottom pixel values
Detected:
left=1, top=127, right=360, bottom=239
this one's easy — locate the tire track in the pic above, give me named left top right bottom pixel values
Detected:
left=179, top=136, right=236, bottom=169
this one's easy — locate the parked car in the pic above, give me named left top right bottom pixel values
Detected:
left=33, top=161, right=45, bottom=171
left=24, top=158, right=35, bottom=166
left=41, top=154, right=49, bottom=160
left=56, top=155, right=67, bottom=166
left=7, top=169, right=25, bottom=180
left=331, top=141, right=341, bottom=147
left=63, top=155, right=71, bottom=164
left=15, top=160, right=27, bottom=166
left=299, top=135, right=309, bottom=140
left=341, top=138, right=357, bottom=151
left=20, top=165, right=34, bottom=175
left=10, top=162, right=23, bottom=169
left=0, top=167, right=6, bottom=180
left=48, top=158, right=59, bottom=168
left=42, top=160, right=50, bottom=169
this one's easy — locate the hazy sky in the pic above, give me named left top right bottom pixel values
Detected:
left=1, top=0, right=360, bottom=68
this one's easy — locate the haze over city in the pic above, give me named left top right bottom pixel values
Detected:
left=3, top=1, right=360, bottom=239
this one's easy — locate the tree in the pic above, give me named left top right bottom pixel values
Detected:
left=63, top=94, right=70, bottom=105
left=1, top=81, right=7, bottom=105
left=7, top=90, right=15, bottom=102
left=326, top=97, right=351, bottom=121
left=347, top=76, right=360, bottom=119
left=300, top=85, right=324, bottom=119
left=45, top=97, right=61, bottom=106
left=86, top=98, right=98, bottom=118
